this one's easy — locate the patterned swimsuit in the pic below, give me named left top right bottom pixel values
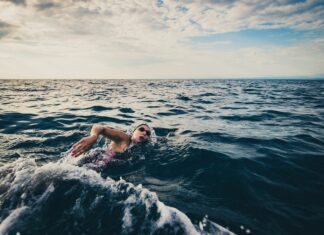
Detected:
left=94, top=145, right=118, bottom=166
left=92, top=141, right=135, bottom=168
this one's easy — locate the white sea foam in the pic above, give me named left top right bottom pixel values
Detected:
left=0, top=206, right=29, bottom=235
left=0, top=158, right=234, bottom=235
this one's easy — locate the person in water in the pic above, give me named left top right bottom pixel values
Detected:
left=71, top=123, right=153, bottom=158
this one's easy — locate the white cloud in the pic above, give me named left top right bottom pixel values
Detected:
left=0, top=0, right=323, bottom=78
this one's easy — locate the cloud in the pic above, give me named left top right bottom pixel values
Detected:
left=34, top=1, right=61, bottom=11
left=0, top=0, right=323, bottom=78
left=0, top=0, right=323, bottom=41
left=2, top=0, right=26, bottom=6
left=0, top=20, right=11, bottom=28
left=0, top=20, right=13, bottom=39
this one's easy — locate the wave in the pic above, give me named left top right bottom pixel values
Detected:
left=0, top=158, right=234, bottom=235
left=1, top=79, right=323, bottom=235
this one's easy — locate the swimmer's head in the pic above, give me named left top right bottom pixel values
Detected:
left=131, top=124, right=152, bottom=143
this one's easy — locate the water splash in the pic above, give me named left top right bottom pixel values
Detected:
left=0, top=158, right=234, bottom=235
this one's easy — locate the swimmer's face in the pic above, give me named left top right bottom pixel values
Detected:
left=131, top=125, right=151, bottom=143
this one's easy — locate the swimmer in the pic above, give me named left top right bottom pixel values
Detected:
left=71, top=123, right=153, bottom=158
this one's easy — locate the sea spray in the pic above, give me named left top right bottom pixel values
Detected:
left=0, top=158, right=233, bottom=235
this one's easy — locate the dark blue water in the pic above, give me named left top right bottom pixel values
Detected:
left=0, top=79, right=323, bottom=235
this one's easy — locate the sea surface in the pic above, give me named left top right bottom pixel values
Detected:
left=0, top=79, right=323, bottom=235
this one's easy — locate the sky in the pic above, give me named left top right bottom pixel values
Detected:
left=0, top=0, right=323, bottom=79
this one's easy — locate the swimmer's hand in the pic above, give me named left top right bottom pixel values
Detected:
left=71, top=135, right=97, bottom=157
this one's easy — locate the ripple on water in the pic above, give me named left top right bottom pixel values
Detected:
left=119, top=108, right=135, bottom=113
left=1, top=79, right=323, bottom=235
left=176, top=95, right=192, bottom=101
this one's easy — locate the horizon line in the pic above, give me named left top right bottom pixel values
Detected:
left=0, top=76, right=323, bottom=80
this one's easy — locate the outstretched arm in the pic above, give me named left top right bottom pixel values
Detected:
left=71, top=124, right=129, bottom=157
left=90, top=124, right=130, bottom=143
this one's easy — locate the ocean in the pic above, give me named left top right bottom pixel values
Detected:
left=0, top=79, right=323, bottom=235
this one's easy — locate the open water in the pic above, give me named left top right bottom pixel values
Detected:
left=0, top=79, right=323, bottom=235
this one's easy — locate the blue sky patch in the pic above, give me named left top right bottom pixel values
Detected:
left=188, top=28, right=321, bottom=49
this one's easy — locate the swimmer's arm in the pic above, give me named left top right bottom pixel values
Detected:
left=71, top=124, right=129, bottom=157
left=90, top=124, right=129, bottom=144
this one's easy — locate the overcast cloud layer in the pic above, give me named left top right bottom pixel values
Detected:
left=0, top=0, right=323, bottom=79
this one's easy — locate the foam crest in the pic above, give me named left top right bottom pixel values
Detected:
left=0, top=158, right=233, bottom=235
